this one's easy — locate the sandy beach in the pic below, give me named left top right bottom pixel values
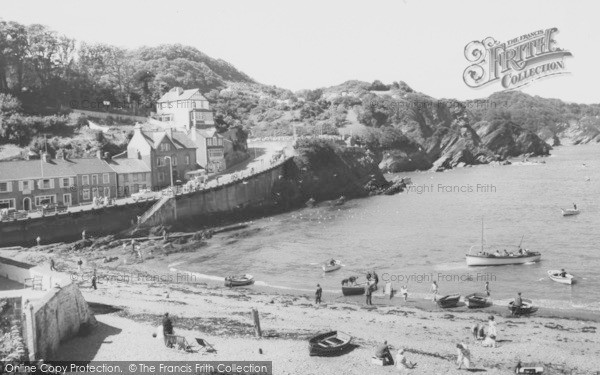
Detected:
left=3, top=237, right=600, bottom=375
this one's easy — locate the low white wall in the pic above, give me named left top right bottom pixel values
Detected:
left=0, top=257, right=34, bottom=285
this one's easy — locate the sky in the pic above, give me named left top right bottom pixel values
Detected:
left=2, top=0, right=598, bottom=103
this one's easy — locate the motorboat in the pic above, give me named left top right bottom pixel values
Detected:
left=322, top=259, right=342, bottom=272
left=308, top=331, right=353, bottom=356
left=224, top=274, right=254, bottom=287
left=547, top=270, right=574, bottom=285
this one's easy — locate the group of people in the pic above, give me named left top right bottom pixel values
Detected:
left=477, top=248, right=530, bottom=257
left=471, top=315, right=498, bottom=348
left=374, top=341, right=417, bottom=370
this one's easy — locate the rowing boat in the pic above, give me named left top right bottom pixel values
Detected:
left=437, top=294, right=460, bottom=308
left=224, top=274, right=254, bottom=287
left=465, top=293, right=489, bottom=308
left=322, top=259, right=342, bottom=272
left=562, top=208, right=580, bottom=216
left=308, top=331, right=353, bottom=356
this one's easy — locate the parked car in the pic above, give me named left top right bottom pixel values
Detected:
left=131, top=189, right=158, bottom=202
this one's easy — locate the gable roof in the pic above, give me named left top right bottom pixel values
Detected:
left=137, top=129, right=196, bottom=150
left=157, top=87, right=207, bottom=103
left=0, top=158, right=113, bottom=181
left=106, top=158, right=151, bottom=174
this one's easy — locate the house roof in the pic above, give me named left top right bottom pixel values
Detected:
left=0, top=158, right=113, bottom=181
left=194, top=128, right=219, bottom=139
left=138, top=129, right=196, bottom=150
left=157, top=87, right=207, bottom=103
left=106, top=158, right=151, bottom=174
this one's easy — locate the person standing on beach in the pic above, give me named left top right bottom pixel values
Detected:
left=82, top=230, right=86, bottom=241
left=162, top=313, right=174, bottom=345
left=485, top=281, right=490, bottom=297
left=315, top=284, right=322, bottom=304
left=487, top=316, right=497, bottom=338
left=430, top=281, right=438, bottom=301
left=400, top=285, right=408, bottom=302
left=91, top=274, right=97, bottom=290
left=365, top=284, right=373, bottom=305
left=49, top=258, right=56, bottom=271
left=512, top=292, right=523, bottom=316
left=36, top=236, right=41, bottom=246
left=456, top=343, right=471, bottom=369
left=77, top=258, right=83, bottom=273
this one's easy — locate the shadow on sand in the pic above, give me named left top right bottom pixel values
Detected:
left=50, top=320, right=122, bottom=361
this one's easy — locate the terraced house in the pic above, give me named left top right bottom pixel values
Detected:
left=0, top=153, right=117, bottom=211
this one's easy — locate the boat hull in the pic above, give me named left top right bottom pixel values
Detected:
left=508, top=299, right=537, bottom=315
left=308, top=331, right=353, bottom=356
left=562, top=209, right=579, bottom=216
left=322, top=261, right=342, bottom=272
left=466, top=254, right=541, bottom=266
left=342, top=283, right=376, bottom=296
left=547, top=270, right=574, bottom=285
left=224, top=274, right=254, bottom=287
left=465, top=293, right=489, bottom=308
left=437, top=294, right=460, bottom=308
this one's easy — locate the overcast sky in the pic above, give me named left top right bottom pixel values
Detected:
left=2, top=0, right=598, bottom=103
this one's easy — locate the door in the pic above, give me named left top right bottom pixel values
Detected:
left=23, top=197, right=31, bottom=211
left=63, top=194, right=72, bottom=206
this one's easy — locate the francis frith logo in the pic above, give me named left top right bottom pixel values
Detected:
left=463, top=27, right=572, bottom=90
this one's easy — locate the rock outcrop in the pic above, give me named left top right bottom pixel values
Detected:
left=473, top=120, right=551, bottom=158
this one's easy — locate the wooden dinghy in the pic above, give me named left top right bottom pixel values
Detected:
left=308, top=331, right=353, bottom=356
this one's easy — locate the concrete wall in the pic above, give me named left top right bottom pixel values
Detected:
left=142, top=158, right=293, bottom=227
left=0, top=257, right=34, bottom=285
left=27, top=282, right=95, bottom=360
left=0, top=201, right=154, bottom=247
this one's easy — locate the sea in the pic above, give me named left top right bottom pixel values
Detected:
left=174, top=144, right=600, bottom=312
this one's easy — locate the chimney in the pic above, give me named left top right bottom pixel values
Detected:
left=42, top=152, right=50, bottom=163
left=104, top=152, right=111, bottom=161
left=171, top=87, right=184, bottom=96
left=166, top=127, right=173, bottom=139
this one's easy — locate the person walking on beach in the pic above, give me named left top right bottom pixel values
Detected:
left=400, top=285, right=408, bottom=302
left=456, top=343, right=471, bottom=370
left=162, top=312, right=174, bottom=345
left=430, top=281, right=438, bottom=301
left=49, top=258, right=56, bottom=271
left=365, top=284, right=373, bottom=306
left=77, top=258, right=83, bottom=273
left=91, top=274, right=97, bottom=290
left=315, top=284, right=322, bottom=304
left=485, top=281, right=490, bottom=297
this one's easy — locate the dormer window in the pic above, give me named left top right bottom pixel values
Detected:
left=160, top=143, right=171, bottom=152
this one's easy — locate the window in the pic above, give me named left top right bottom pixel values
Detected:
left=19, top=180, right=33, bottom=192
left=92, top=187, right=99, bottom=197
left=217, top=138, right=223, bottom=146
left=82, top=175, right=90, bottom=185
left=83, top=189, right=90, bottom=200
left=132, top=173, right=138, bottom=182
left=118, top=175, right=125, bottom=184
left=102, top=173, right=110, bottom=184
left=185, top=155, right=190, bottom=165
left=160, top=143, right=171, bottom=152
left=0, top=182, right=11, bottom=193
left=208, top=149, right=224, bottom=159
left=63, top=193, right=72, bottom=206
left=138, top=173, right=145, bottom=181
left=34, top=195, right=55, bottom=206
left=157, top=157, right=164, bottom=166
left=91, top=174, right=98, bottom=185
left=59, top=178, right=71, bottom=188
left=38, top=179, right=53, bottom=190
left=104, top=187, right=110, bottom=197
left=171, top=155, right=177, bottom=166
left=207, top=138, right=213, bottom=146
left=0, top=198, right=15, bottom=209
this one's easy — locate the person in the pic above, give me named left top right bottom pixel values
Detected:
left=162, top=312, right=174, bottom=345
left=485, top=281, right=490, bottom=297
left=162, top=228, right=169, bottom=242
left=503, top=249, right=510, bottom=256
left=512, top=292, right=523, bottom=316
left=315, top=284, right=322, bottom=304
left=456, top=343, right=471, bottom=369
left=36, top=236, right=41, bottom=246
left=573, top=203, right=577, bottom=210
left=131, top=239, right=136, bottom=253
left=487, top=316, right=497, bottom=337
left=365, top=283, right=373, bottom=306
left=477, top=324, right=486, bottom=340
left=482, top=334, right=496, bottom=348
left=400, top=285, right=408, bottom=302
left=91, top=274, right=97, bottom=290
left=375, top=341, right=394, bottom=365
left=494, top=250, right=501, bottom=257
left=470, top=324, right=480, bottom=340
left=81, top=230, right=86, bottom=240
left=49, top=258, right=56, bottom=271
left=560, top=269, right=567, bottom=278
left=396, top=348, right=417, bottom=370
left=430, top=281, right=438, bottom=301
left=77, top=258, right=83, bottom=273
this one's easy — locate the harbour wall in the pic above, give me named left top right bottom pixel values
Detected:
left=141, top=158, right=297, bottom=227
left=0, top=202, right=154, bottom=248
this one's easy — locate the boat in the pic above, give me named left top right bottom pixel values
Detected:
left=322, top=259, right=342, bottom=272
left=437, top=294, right=460, bottom=308
left=465, top=293, right=489, bottom=308
left=466, top=221, right=541, bottom=266
left=308, top=331, right=353, bottom=356
left=341, top=280, right=377, bottom=296
left=224, top=274, right=254, bottom=287
left=547, top=270, right=574, bottom=285
left=561, top=208, right=580, bottom=216
left=508, top=298, right=537, bottom=315
left=332, top=196, right=346, bottom=206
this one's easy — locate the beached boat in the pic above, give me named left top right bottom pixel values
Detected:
left=308, top=331, right=353, bottom=356
left=437, top=294, right=460, bottom=308
left=466, top=221, right=541, bottom=266
left=508, top=298, right=537, bottom=315
left=322, top=259, right=342, bottom=272
left=547, top=270, right=574, bottom=285
left=224, top=274, right=254, bottom=287
left=561, top=208, right=580, bottom=216
left=341, top=281, right=377, bottom=296
left=465, top=293, right=489, bottom=308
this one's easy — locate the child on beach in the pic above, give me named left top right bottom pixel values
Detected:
left=396, top=348, right=417, bottom=370
left=430, top=281, right=438, bottom=301
left=400, top=285, right=408, bottom=302
left=456, top=343, right=471, bottom=370
left=488, top=316, right=497, bottom=338
left=482, top=334, right=496, bottom=348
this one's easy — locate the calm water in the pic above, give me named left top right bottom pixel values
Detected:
left=176, top=144, right=600, bottom=311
